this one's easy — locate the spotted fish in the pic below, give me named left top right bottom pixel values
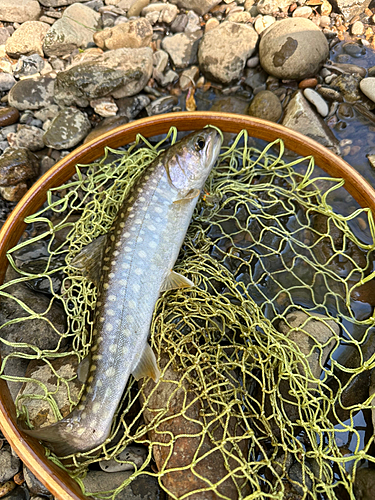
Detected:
left=22, top=128, right=222, bottom=455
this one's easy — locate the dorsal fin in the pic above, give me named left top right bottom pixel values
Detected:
left=160, top=270, right=194, bottom=292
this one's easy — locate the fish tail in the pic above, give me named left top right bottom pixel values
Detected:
left=18, top=415, right=83, bottom=456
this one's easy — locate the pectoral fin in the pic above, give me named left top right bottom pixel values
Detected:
left=70, top=234, right=107, bottom=287
left=173, top=188, right=201, bottom=204
left=132, top=343, right=160, bottom=383
left=160, top=270, right=194, bottom=292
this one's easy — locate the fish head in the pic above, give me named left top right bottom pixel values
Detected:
left=165, top=128, right=222, bottom=194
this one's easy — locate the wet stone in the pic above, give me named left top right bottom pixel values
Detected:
left=0, top=147, right=39, bottom=186
left=84, top=115, right=129, bottom=143
left=142, top=3, right=178, bottom=24
left=259, top=18, right=329, bottom=80
left=146, top=95, right=178, bottom=115
left=329, top=0, right=371, bottom=22
left=8, top=76, right=55, bottom=111
left=198, top=22, right=258, bottom=84
left=257, top=0, right=295, bottom=15
left=127, top=0, right=150, bottom=18
left=170, top=14, right=188, bottom=33
left=170, top=0, right=221, bottom=16
left=116, top=94, right=150, bottom=119
left=43, top=3, right=101, bottom=57
left=331, top=73, right=361, bottom=103
left=211, top=95, right=249, bottom=115
left=0, top=446, right=21, bottom=482
left=43, top=107, right=91, bottom=150
left=5, top=21, right=50, bottom=59
left=248, top=90, right=282, bottom=122
left=12, top=125, right=45, bottom=152
left=0, top=28, right=10, bottom=45
left=360, top=77, right=375, bottom=104
left=0, top=0, right=41, bottom=23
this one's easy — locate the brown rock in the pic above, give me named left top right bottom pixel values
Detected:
left=0, top=183, right=28, bottom=202
left=0, top=107, right=19, bottom=127
left=298, top=77, right=318, bottom=89
left=0, top=147, right=39, bottom=187
left=84, top=115, right=129, bottom=143
left=93, top=19, right=153, bottom=51
left=5, top=21, right=50, bottom=59
left=141, top=354, right=249, bottom=499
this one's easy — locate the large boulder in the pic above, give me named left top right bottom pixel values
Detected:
left=259, top=18, right=329, bottom=80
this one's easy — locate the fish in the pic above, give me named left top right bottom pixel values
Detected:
left=21, top=128, right=222, bottom=456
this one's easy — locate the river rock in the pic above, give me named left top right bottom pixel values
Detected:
left=55, top=47, right=153, bottom=106
left=329, top=0, right=371, bottom=22
left=116, top=94, right=150, bottom=119
left=278, top=311, right=338, bottom=381
left=248, top=90, right=282, bottom=122
left=146, top=95, right=177, bottom=115
left=0, top=446, right=21, bottom=482
left=13, top=125, right=45, bottom=151
left=82, top=470, right=160, bottom=500
left=211, top=95, right=249, bottom=115
left=23, top=467, right=50, bottom=497
left=303, top=88, right=329, bottom=117
left=169, top=0, right=221, bottom=16
left=0, top=147, right=39, bottom=187
left=0, top=28, right=10, bottom=45
left=198, top=22, right=258, bottom=84
left=99, top=446, right=147, bottom=472
left=282, top=90, right=340, bottom=154
left=353, top=467, right=375, bottom=500
left=43, top=107, right=91, bottom=149
left=90, top=97, right=118, bottom=117
left=43, top=3, right=101, bottom=57
left=360, top=77, right=375, bottom=104
left=257, top=0, right=295, bottom=14
left=17, top=356, right=82, bottom=429
left=0, top=74, right=16, bottom=92
left=142, top=3, right=178, bottom=24
left=83, top=115, right=129, bottom=143
left=0, top=0, right=41, bottom=23
left=162, top=32, right=202, bottom=69
left=5, top=22, right=50, bottom=59
left=8, top=76, right=55, bottom=111
left=141, top=354, right=248, bottom=499
left=259, top=18, right=329, bottom=80
left=13, top=54, right=46, bottom=79
left=330, top=73, right=361, bottom=103
left=93, top=18, right=153, bottom=50
left=0, top=108, right=19, bottom=127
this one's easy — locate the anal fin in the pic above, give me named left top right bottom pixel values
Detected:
left=160, top=270, right=194, bottom=292
left=132, top=343, right=160, bottom=383
left=70, top=234, right=107, bottom=288
left=173, top=188, right=201, bottom=204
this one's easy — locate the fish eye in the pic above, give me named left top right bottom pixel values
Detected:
left=195, top=138, right=206, bottom=151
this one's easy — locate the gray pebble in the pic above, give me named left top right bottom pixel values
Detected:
left=146, top=95, right=178, bottom=115
left=170, top=13, right=188, bottom=32
left=23, top=466, right=51, bottom=497
left=43, top=107, right=91, bottom=150
left=99, top=446, right=147, bottom=472
left=0, top=446, right=21, bottom=482
left=0, top=73, right=16, bottom=92
left=14, top=125, right=45, bottom=151
left=13, top=54, right=45, bottom=79
left=248, top=90, right=282, bottom=122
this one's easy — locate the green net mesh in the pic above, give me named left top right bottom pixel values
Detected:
left=1, top=127, right=375, bottom=499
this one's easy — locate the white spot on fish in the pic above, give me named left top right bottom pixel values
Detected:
left=120, top=212, right=125, bottom=218
left=105, top=324, right=113, bottom=332
left=132, top=283, right=140, bottom=293
left=139, top=197, right=145, bottom=202
left=123, top=232, right=130, bottom=238
left=78, top=404, right=85, bottom=411
left=103, top=265, right=109, bottom=271
left=122, top=263, right=130, bottom=269
left=110, top=235, right=115, bottom=241
left=116, top=241, right=121, bottom=247
left=103, top=283, right=109, bottom=290
left=141, top=206, right=147, bottom=211
left=92, top=402, right=101, bottom=414
left=97, top=301, right=102, bottom=307
left=126, top=314, right=134, bottom=323
left=135, top=268, right=143, bottom=275
left=147, top=224, right=156, bottom=231
left=107, top=308, right=115, bottom=316
left=99, top=317, right=105, bottom=323
left=135, top=219, right=142, bottom=224
left=109, top=295, right=116, bottom=301
left=120, top=222, right=125, bottom=228
left=90, top=365, right=97, bottom=372
left=124, top=246, right=132, bottom=252
left=105, top=387, right=112, bottom=398
left=113, top=250, right=120, bottom=257
left=149, top=241, right=157, bottom=248
left=97, top=379, right=103, bottom=387
left=128, top=300, right=136, bottom=309
left=106, top=367, right=116, bottom=377
left=109, top=272, right=115, bottom=278
left=109, top=344, right=117, bottom=353
left=139, top=250, right=147, bottom=258
left=127, top=207, right=133, bottom=212
left=124, top=328, right=131, bottom=337
left=119, top=279, right=127, bottom=285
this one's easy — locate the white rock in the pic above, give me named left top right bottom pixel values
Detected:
left=303, top=88, right=329, bottom=117
left=292, top=6, right=312, bottom=18
left=254, top=14, right=275, bottom=34
left=90, top=98, right=118, bottom=117
left=360, top=77, right=375, bottom=103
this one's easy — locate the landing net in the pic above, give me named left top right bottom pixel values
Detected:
left=1, top=127, right=375, bottom=499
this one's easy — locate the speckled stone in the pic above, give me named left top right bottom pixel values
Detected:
left=162, top=32, right=202, bottom=69
left=93, top=18, right=153, bottom=50
left=8, top=76, right=55, bottom=111
left=5, top=21, right=50, bottom=58
left=43, top=107, right=91, bottom=149
left=0, top=0, right=41, bottom=23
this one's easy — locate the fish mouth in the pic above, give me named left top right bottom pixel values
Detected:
left=206, top=128, right=222, bottom=166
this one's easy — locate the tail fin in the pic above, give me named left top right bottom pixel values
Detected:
left=19, top=417, right=84, bottom=456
